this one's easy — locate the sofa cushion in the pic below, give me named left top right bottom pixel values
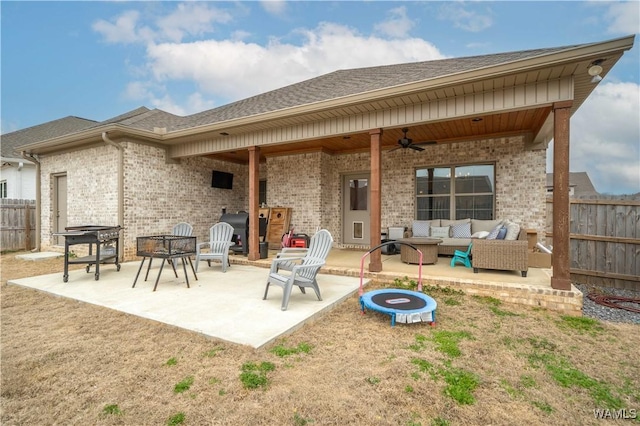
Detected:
left=486, top=224, right=503, bottom=240
left=441, top=218, right=470, bottom=228
left=471, top=219, right=503, bottom=234
left=439, top=237, right=472, bottom=247
left=451, top=222, right=472, bottom=238
left=412, top=220, right=431, bottom=237
left=503, top=220, right=521, bottom=241
left=431, top=226, right=450, bottom=238
left=471, top=231, right=490, bottom=239
left=496, top=227, right=508, bottom=240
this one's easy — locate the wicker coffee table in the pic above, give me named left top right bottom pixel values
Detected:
left=395, top=238, right=442, bottom=264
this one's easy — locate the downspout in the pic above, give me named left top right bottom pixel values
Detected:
left=102, top=132, right=125, bottom=259
left=22, top=151, right=40, bottom=252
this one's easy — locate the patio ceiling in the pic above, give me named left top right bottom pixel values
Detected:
left=204, top=106, right=552, bottom=163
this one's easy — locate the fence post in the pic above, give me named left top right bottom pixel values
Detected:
left=25, top=203, right=32, bottom=250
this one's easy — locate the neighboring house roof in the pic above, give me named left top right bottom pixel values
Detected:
left=1, top=116, right=98, bottom=159
left=546, top=172, right=599, bottom=197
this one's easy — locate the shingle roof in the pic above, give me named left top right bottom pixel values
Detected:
left=547, top=172, right=599, bottom=196
left=1, top=116, right=98, bottom=158
left=126, top=44, right=576, bottom=132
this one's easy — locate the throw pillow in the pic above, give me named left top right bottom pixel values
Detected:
left=451, top=222, right=472, bottom=238
left=412, top=221, right=431, bottom=237
left=486, top=224, right=502, bottom=240
left=431, top=226, right=450, bottom=238
left=504, top=221, right=521, bottom=240
left=496, top=227, right=507, bottom=240
left=471, top=231, right=490, bottom=239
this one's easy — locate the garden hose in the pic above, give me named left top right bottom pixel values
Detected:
left=587, top=292, right=640, bottom=314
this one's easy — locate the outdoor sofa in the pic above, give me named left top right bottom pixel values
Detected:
left=403, top=218, right=529, bottom=276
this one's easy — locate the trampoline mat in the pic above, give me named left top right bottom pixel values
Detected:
left=370, top=292, right=427, bottom=310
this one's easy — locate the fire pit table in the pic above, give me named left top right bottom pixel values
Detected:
left=395, top=237, right=443, bottom=265
left=133, top=235, right=198, bottom=291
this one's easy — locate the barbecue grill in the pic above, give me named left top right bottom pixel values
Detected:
left=55, top=225, right=122, bottom=282
left=221, top=212, right=249, bottom=255
left=220, top=212, right=268, bottom=256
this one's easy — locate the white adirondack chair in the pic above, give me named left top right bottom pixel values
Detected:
left=195, top=222, right=235, bottom=272
left=263, top=229, right=333, bottom=311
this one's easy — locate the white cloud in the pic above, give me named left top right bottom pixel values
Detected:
left=374, top=6, right=415, bottom=39
left=438, top=3, right=493, bottom=33
left=260, top=0, right=287, bottom=17
left=156, top=3, right=232, bottom=43
left=92, top=10, right=150, bottom=44
left=144, top=22, right=444, bottom=102
left=604, top=1, right=640, bottom=35
left=549, top=82, right=640, bottom=195
left=94, top=4, right=444, bottom=108
left=93, top=3, right=232, bottom=45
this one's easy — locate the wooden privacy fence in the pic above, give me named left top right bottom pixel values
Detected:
left=546, top=196, right=640, bottom=290
left=1, top=199, right=36, bottom=252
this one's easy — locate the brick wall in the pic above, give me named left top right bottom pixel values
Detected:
left=40, top=142, right=248, bottom=260
left=121, top=143, right=248, bottom=259
left=39, top=145, right=119, bottom=250
left=39, top=135, right=546, bottom=256
left=263, top=136, right=546, bottom=246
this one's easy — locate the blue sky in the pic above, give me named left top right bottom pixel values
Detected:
left=2, top=1, right=639, bottom=194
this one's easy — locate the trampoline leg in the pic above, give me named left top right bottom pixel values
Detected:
left=391, top=314, right=396, bottom=327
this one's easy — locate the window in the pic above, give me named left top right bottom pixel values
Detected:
left=416, top=164, right=494, bottom=220
left=0, top=180, right=7, bottom=199
left=349, top=178, right=368, bottom=211
left=259, top=180, right=267, bottom=206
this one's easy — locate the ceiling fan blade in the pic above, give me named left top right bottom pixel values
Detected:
left=409, top=145, right=425, bottom=152
left=388, top=145, right=401, bottom=152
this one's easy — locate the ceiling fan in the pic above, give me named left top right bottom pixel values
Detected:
left=389, top=128, right=436, bottom=152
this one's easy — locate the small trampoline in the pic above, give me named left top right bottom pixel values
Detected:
left=359, top=241, right=437, bottom=326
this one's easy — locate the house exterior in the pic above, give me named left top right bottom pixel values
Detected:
left=16, top=35, right=636, bottom=291
left=1, top=116, right=97, bottom=200
left=546, top=172, right=599, bottom=197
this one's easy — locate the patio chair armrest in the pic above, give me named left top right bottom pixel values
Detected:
left=270, top=256, right=304, bottom=272
left=291, top=258, right=326, bottom=273
left=276, top=248, right=309, bottom=258
left=196, top=242, right=210, bottom=253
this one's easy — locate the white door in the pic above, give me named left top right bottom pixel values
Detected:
left=342, top=173, right=370, bottom=245
left=54, top=174, right=67, bottom=245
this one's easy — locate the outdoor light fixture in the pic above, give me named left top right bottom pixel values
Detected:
left=588, top=59, right=605, bottom=83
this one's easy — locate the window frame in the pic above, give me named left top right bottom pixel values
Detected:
left=415, top=162, right=496, bottom=220
left=0, top=180, right=7, bottom=199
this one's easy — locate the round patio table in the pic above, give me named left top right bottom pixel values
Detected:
left=395, top=238, right=442, bottom=264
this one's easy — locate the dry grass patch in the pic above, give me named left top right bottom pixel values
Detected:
left=2, top=252, right=639, bottom=425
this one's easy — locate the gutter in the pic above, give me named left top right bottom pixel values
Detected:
left=102, top=132, right=125, bottom=259
left=21, top=151, right=40, bottom=252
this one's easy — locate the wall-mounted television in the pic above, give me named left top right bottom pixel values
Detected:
left=212, top=170, right=233, bottom=189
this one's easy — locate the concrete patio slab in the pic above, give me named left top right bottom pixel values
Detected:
left=7, top=261, right=362, bottom=349
left=15, top=251, right=64, bottom=261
